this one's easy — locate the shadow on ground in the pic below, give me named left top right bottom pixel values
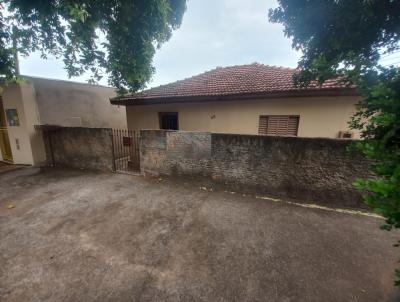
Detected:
left=0, top=167, right=399, bottom=302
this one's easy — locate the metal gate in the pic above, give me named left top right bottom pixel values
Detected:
left=112, top=129, right=140, bottom=174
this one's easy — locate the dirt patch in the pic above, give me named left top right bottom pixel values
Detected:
left=0, top=167, right=399, bottom=301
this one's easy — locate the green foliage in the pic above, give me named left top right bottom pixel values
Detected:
left=351, top=68, right=400, bottom=229
left=269, top=0, right=399, bottom=85
left=0, top=0, right=187, bottom=93
left=269, top=0, right=400, bottom=285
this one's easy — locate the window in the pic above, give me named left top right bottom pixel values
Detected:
left=258, top=115, right=299, bottom=136
left=159, top=112, right=179, bottom=130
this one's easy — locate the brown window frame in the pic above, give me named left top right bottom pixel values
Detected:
left=258, top=115, right=300, bottom=137
left=158, top=112, right=179, bottom=130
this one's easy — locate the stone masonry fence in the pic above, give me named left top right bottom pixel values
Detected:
left=41, top=127, right=372, bottom=208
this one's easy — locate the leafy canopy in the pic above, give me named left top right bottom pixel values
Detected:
left=269, top=0, right=400, bottom=285
left=0, top=0, right=187, bottom=93
left=269, top=0, right=400, bottom=85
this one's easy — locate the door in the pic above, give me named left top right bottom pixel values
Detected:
left=0, top=98, right=13, bottom=162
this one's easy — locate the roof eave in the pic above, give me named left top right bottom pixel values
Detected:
left=110, top=87, right=359, bottom=106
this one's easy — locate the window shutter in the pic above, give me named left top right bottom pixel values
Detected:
left=287, top=116, right=299, bottom=136
left=258, top=116, right=268, bottom=135
left=258, top=115, right=299, bottom=136
left=274, top=116, right=289, bottom=136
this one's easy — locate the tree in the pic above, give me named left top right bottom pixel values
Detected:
left=0, top=0, right=187, bottom=93
left=269, top=0, right=400, bottom=285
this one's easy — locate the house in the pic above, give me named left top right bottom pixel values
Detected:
left=111, top=63, right=360, bottom=138
left=0, top=76, right=125, bottom=165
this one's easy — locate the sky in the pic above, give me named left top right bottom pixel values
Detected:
left=19, top=0, right=301, bottom=89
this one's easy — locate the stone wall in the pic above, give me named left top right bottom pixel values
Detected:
left=211, top=134, right=372, bottom=207
left=140, top=130, right=211, bottom=176
left=43, top=127, right=114, bottom=171
left=140, top=130, right=372, bottom=208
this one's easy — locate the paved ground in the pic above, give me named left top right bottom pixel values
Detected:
left=0, top=167, right=399, bottom=302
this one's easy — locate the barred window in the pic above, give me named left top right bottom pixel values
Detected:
left=159, top=112, right=179, bottom=130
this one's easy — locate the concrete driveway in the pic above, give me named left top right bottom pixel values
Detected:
left=0, top=167, right=399, bottom=302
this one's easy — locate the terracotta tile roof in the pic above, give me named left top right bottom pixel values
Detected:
left=112, top=63, right=356, bottom=104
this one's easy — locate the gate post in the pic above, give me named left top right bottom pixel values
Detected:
left=110, top=129, right=116, bottom=172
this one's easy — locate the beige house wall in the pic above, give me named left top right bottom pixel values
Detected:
left=126, top=95, right=361, bottom=138
left=28, top=77, right=126, bottom=129
left=19, top=81, right=47, bottom=165
left=1, top=76, right=126, bottom=165
left=1, top=82, right=41, bottom=165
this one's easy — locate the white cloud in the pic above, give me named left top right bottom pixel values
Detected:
left=149, top=0, right=301, bottom=87
left=19, top=0, right=301, bottom=89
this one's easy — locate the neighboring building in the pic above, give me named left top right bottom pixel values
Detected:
left=111, top=63, right=360, bottom=139
left=0, top=76, right=126, bottom=165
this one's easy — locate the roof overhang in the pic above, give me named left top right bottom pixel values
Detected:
left=34, top=124, right=63, bottom=131
left=110, top=87, right=359, bottom=106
